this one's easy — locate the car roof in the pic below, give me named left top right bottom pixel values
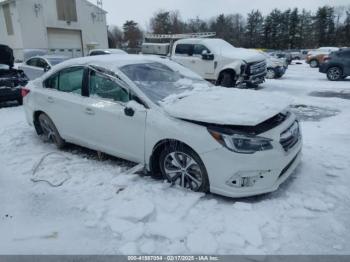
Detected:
left=90, top=49, right=127, bottom=54
left=48, top=54, right=168, bottom=73
left=29, top=55, right=69, bottom=60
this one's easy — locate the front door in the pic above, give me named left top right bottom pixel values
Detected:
left=80, top=68, right=147, bottom=163
left=172, top=43, right=215, bottom=79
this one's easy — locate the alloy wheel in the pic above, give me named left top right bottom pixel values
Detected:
left=39, top=117, right=57, bottom=144
left=327, top=67, right=341, bottom=81
left=163, top=151, right=203, bottom=191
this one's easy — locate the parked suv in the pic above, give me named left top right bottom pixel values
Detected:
left=306, top=47, right=339, bottom=68
left=319, top=48, right=350, bottom=81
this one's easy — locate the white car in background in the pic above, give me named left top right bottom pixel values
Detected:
left=19, top=55, right=69, bottom=80
left=22, top=55, right=302, bottom=198
left=88, top=49, right=127, bottom=56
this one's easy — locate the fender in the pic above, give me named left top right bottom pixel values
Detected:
left=217, top=60, right=243, bottom=78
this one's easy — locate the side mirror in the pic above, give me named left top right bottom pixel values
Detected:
left=124, top=100, right=147, bottom=117
left=202, top=51, right=214, bottom=61
left=124, top=107, right=135, bottom=117
left=44, top=65, right=51, bottom=72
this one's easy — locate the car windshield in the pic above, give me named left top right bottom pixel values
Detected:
left=47, top=57, right=67, bottom=66
left=120, top=62, right=211, bottom=103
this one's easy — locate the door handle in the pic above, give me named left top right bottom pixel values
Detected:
left=85, top=108, right=95, bottom=115
left=47, top=96, right=54, bottom=103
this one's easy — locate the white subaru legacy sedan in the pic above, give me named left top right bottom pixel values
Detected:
left=22, top=55, right=302, bottom=198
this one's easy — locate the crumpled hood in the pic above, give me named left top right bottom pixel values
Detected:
left=221, top=48, right=266, bottom=64
left=0, top=44, right=14, bottom=68
left=161, top=88, right=291, bottom=126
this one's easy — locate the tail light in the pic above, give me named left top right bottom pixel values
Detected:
left=21, top=88, right=30, bottom=97
left=323, top=56, right=331, bottom=62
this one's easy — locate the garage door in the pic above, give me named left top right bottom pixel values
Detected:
left=47, top=28, right=83, bottom=58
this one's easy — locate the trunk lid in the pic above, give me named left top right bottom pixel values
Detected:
left=0, top=44, right=15, bottom=69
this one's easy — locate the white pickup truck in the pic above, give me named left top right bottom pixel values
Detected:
left=143, top=38, right=267, bottom=88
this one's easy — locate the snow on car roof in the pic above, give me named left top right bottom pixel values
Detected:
left=49, top=54, right=168, bottom=74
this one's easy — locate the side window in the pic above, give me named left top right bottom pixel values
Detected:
left=89, top=70, right=129, bottom=103
left=58, top=67, right=84, bottom=94
left=175, top=44, right=193, bottom=56
left=44, top=74, right=59, bottom=89
left=89, top=51, right=107, bottom=56
left=36, top=59, right=48, bottom=69
left=193, top=44, right=210, bottom=56
left=26, top=58, right=38, bottom=67
left=342, top=51, right=350, bottom=58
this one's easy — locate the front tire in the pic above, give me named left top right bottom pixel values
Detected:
left=220, top=71, right=236, bottom=87
left=159, top=144, right=209, bottom=193
left=38, top=113, right=66, bottom=149
left=266, top=68, right=276, bottom=79
left=327, top=67, right=343, bottom=81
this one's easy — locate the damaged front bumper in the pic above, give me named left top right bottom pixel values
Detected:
left=199, top=115, right=302, bottom=198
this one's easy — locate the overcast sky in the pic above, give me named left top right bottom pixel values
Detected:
left=90, top=0, right=350, bottom=29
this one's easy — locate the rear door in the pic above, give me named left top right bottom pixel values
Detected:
left=40, top=66, right=88, bottom=144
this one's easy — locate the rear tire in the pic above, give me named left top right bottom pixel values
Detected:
left=327, top=67, right=343, bottom=81
left=159, top=143, right=209, bottom=193
left=309, top=59, right=319, bottom=68
left=220, top=71, right=236, bottom=87
left=38, top=113, right=66, bottom=149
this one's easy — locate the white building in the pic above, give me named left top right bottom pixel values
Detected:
left=0, top=0, right=108, bottom=60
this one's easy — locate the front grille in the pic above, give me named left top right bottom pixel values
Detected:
left=280, top=121, right=300, bottom=151
left=246, top=60, right=267, bottom=76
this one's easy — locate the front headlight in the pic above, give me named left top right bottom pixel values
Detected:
left=208, top=129, right=273, bottom=154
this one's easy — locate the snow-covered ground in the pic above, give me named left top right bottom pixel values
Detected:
left=1, top=62, right=350, bottom=254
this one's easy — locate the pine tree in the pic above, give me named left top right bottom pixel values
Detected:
left=289, top=8, right=300, bottom=48
left=123, top=20, right=143, bottom=48
left=299, top=9, right=315, bottom=48
left=150, top=11, right=172, bottom=34
left=245, top=10, right=264, bottom=48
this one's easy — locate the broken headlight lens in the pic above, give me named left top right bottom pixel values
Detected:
left=208, top=129, right=273, bottom=154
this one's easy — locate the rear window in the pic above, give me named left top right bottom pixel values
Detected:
left=175, top=44, right=193, bottom=56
